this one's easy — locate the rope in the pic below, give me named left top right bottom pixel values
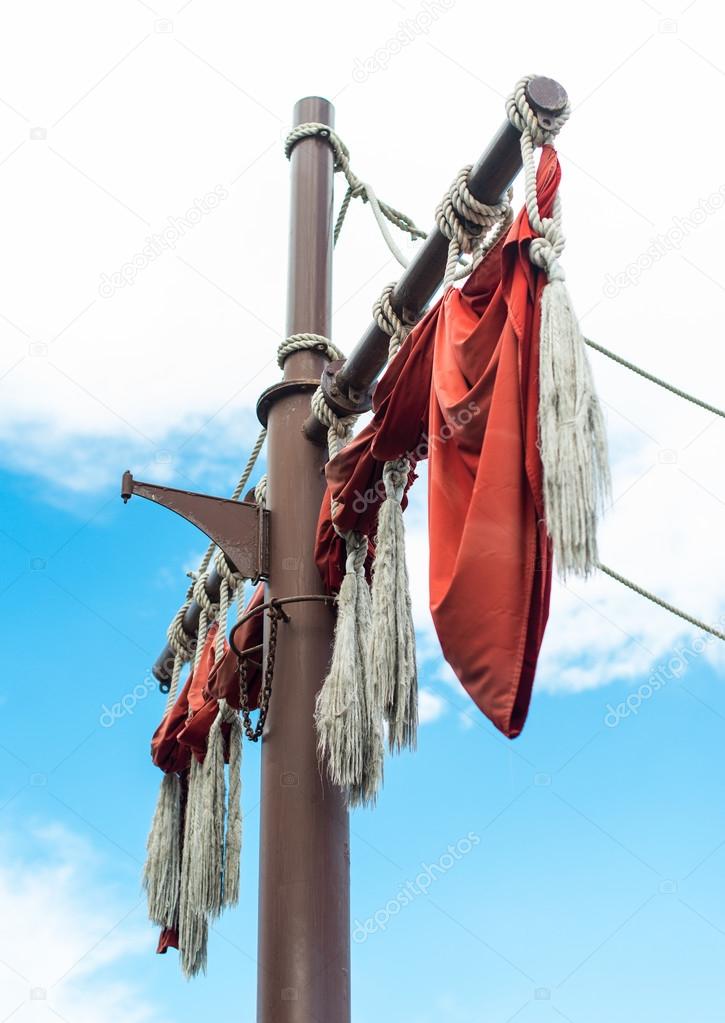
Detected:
left=192, top=572, right=218, bottom=672
left=276, top=333, right=357, bottom=458
left=285, top=122, right=425, bottom=267
left=436, top=166, right=513, bottom=288
left=310, top=388, right=357, bottom=459
left=277, top=333, right=344, bottom=368
left=373, top=283, right=413, bottom=360
left=161, top=427, right=267, bottom=700
left=598, top=563, right=725, bottom=642
left=214, top=548, right=243, bottom=663
left=254, top=475, right=267, bottom=507
left=506, top=75, right=571, bottom=282
left=584, top=338, right=725, bottom=419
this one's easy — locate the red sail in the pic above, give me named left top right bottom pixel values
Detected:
left=316, top=146, right=562, bottom=737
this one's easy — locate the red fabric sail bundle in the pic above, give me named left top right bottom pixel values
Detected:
left=148, top=585, right=265, bottom=956
left=150, top=625, right=220, bottom=774
left=206, top=581, right=265, bottom=711
left=316, top=146, right=563, bottom=738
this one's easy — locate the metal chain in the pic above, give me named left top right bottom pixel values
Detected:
left=238, top=605, right=285, bottom=741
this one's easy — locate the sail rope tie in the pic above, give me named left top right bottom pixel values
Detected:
left=285, top=122, right=425, bottom=267
left=436, top=166, right=513, bottom=288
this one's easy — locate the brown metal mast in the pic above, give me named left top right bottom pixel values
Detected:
left=256, top=96, right=350, bottom=1023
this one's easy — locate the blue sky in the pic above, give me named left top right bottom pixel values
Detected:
left=2, top=0, right=725, bottom=1019
left=2, top=440, right=725, bottom=1023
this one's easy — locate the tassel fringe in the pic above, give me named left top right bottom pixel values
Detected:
left=315, top=565, right=364, bottom=787
left=143, top=771, right=181, bottom=929
left=348, top=558, right=384, bottom=808
left=316, top=531, right=383, bottom=802
left=195, top=710, right=227, bottom=919
left=538, top=276, right=611, bottom=578
left=222, top=710, right=243, bottom=907
left=178, top=757, right=208, bottom=978
left=369, top=459, right=418, bottom=753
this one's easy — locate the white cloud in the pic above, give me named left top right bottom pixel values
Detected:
left=418, top=688, right=447, bottom=726
left=1, top=0, right=724, bottom=692
left=0, top=822, right=164, bottom=1023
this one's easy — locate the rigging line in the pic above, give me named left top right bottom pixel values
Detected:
left=584, top=337, right=725, bottom=420
left=598, top=563, right=725, bottom=642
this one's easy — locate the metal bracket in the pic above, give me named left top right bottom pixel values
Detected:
left=320, top=359, right=374, bottom=417
left=121, top=471, right=270, bottom=582
left=524, top=76, right=569, bottom=132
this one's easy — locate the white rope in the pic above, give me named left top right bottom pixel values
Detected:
left=598, top=563, right=725, bottom=642
left=214, top=549, right=242, bottom=664
left=506, top=75, right=610, bottom=579
left=192, top=572, right=218, bottom=673
left=373, top=283, right=412, bottom=361
left=285, top=122, right=425, bottom=267
left=436, top=166, right=513, bottom=288
left=505, top=75, right=570, bottom=280
left=161, top=428, right=267, bottom=702
left=584, top=337, right=725, bottom=419
left=277, top=333, right=344, bottom=368
left=310, top=387, right=357, bottom=460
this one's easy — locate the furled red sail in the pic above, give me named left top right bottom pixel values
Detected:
left=316, top=147, right=565, bottom=737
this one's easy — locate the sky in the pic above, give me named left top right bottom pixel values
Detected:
left=1, top=0, right=725, bottom=1020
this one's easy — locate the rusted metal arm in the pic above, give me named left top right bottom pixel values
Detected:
left=303, top=75, right=568, bottom=442
left=146, top=76, right=568, bottom=683
left=121, top=471, right=270, bottom=685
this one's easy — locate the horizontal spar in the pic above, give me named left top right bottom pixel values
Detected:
left=303, top=74, right=568, bottom=441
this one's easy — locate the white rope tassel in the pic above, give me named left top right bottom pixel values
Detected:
left=222, top=708, right=243, bottom=907
left=507, top=75, right=610, bottom=578
left=369, top=458, right=418, bottom=753
left=538, top=244, right=610, bottom=577
left=178, top=756, right=209, bottom=978
left=315, top=532, right=381, bottom=799
left=348, top=556, right=384, bottom=808
left=143, top=771, right=181, bottom=929
left=194, top=707, right=227, bottom=920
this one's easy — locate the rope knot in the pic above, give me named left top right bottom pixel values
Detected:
left=436, top=167, right=513, bottom=287
left=254, top=475, right=268, bottom=507
left=167, top=604, right=195, bottom=662
left=373, top=283, right=414, bottom=360
left=529, top=237, right=565, bottom=281
left=383, top=457, right=410, bottom=501
left=277, top=333, right=344, bottom=369
left=193, top=572, right=218, bottom=618
left=218, top=697, right=238, bottom=725
left=344, top=530, right=368, bottom=575
left=214, top=549, right=242, bottom=591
